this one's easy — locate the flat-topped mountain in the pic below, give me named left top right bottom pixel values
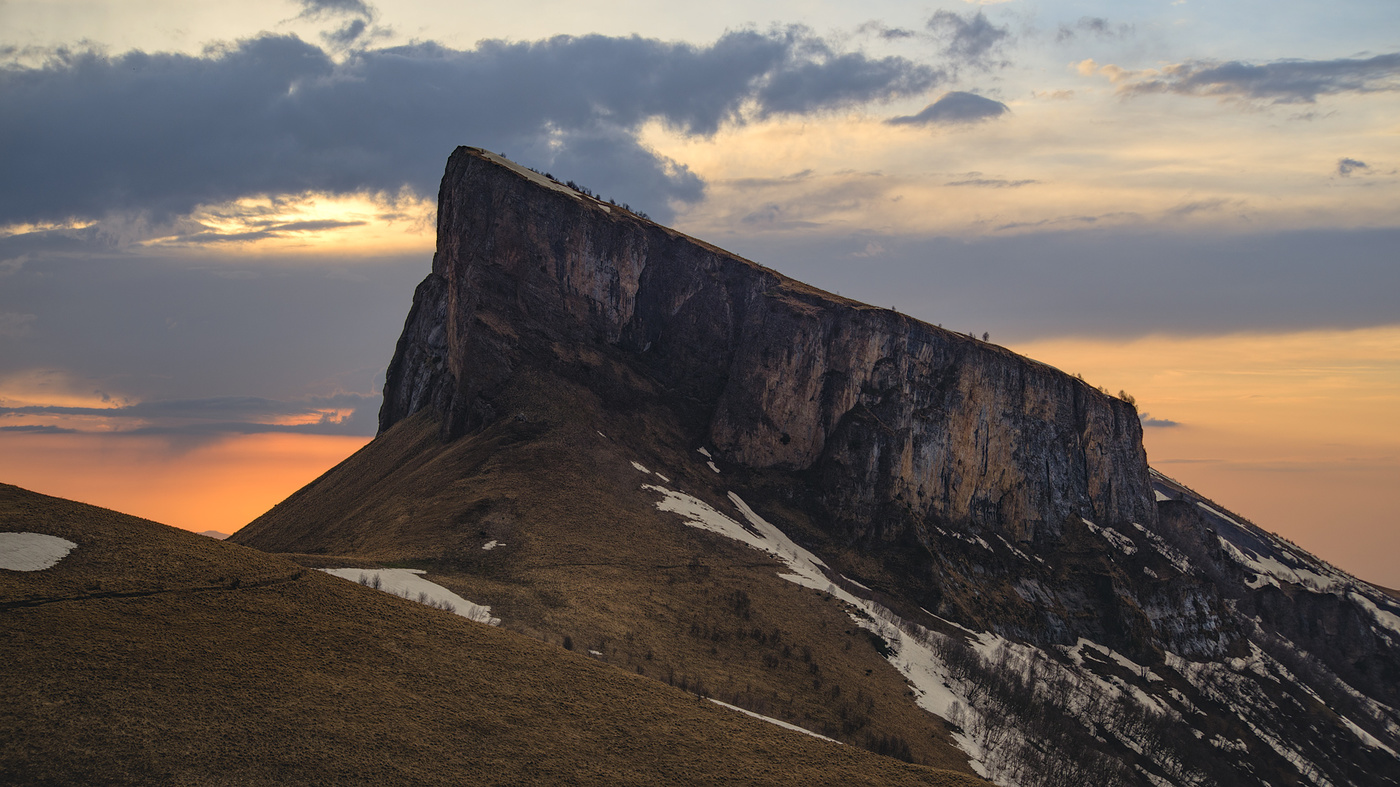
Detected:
left=379, top=147, right=1153, bottom=547
left=233, top=147, right=1400, bottom=786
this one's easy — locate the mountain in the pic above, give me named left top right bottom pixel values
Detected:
left=0, top=482, right=988, bottom=786
left=233, top=147, right=1400, bottom=786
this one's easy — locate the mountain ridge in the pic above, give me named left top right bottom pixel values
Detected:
left=232, top=147, right=1400, bottom=786
left=382, top=146, right=1154, bottom=549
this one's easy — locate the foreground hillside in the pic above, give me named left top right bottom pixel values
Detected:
left=236, top=148, right=1400, bottom=786
left=0, top=483, right=988, bottom=786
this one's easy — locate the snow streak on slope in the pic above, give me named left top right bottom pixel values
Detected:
left=708, top=699, right=842, bottom=743
left=320, top=568, right=501, bottom=626
left=643, top=477, right=1212, bottom=785
left=644, top=462, right=1400, bottom=786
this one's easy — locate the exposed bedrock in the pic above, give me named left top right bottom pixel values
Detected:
left=380, top=147, right=1156, bottom=544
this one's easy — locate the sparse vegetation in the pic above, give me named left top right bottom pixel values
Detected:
left=1, top=483, right=989, bottom=787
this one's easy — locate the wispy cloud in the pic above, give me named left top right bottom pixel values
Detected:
left=927, top=10, right=1012, bottom=71
left=945, top=177, right=1037, bottom=188
left=1055, top=17, right=1132, bottom=45
left=1337, top=157, right=1369, bottom=177
left=1085, top=52, right=1400, bottom=104
left=0, top=393, right=381, bottom=436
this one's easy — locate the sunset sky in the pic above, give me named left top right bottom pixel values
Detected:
left=1, top=0, right=1397, bottom=585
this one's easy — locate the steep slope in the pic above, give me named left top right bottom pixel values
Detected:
left=0, top=482, right=989, bottom=786
left=235, top=148, right=1400, bottom=786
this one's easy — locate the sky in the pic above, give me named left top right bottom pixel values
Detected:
left=1, top=0, right=1397, bottom=584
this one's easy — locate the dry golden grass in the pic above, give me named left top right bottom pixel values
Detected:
left=2, top=482, right=991, bottom=786
left=233, top=364, right=981, bottom=774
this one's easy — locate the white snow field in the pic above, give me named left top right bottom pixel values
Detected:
left=320, top=568, right=500, bottom=626
left=0, top=532, right=77, bottom=571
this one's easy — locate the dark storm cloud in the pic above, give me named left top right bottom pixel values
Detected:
left=0, top=30, right=939, bottom=226
left=887, top=91, right=1009, bottom=126
left=927, top=10, right=1012, bottom=71
left=1117, top=52, right=1400, bottom=104
left=1337, top=158, right=1369, bottom=176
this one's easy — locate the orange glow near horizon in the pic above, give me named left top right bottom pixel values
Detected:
left=1011, top=326, right=1400, bottom=589
left=0, top=432, right=371, bottom=537
left=2, top=327, right=1396, bottom=587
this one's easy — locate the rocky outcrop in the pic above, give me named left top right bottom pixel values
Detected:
left=381, top=146, right=1156, bottom=544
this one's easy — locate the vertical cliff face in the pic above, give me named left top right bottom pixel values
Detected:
left=381, top=146, right=1156, bottom=543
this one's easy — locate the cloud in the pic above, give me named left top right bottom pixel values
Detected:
left=1101, top=52, right=1400, bottom=104
left=927, top=10, right=1012, bottom=70
left=0, top=393, right=381, bottom=436
left=1056, top=17, right=1132, bottom=44
left=945, top=177, right=1037, bottom=188
left=1139, top=413, right=1181, bottom=428
left=855, top=22, right=919, bottom=41
left=739, top=203, right=825, bottom=230
left=1165, top=198, right=1241, bottom=219
left=0, top=30, right=939, bottom=227
left=1337, top=157, right=1369, bottom=176
left=887, top=91, right=1010, bottom=126
left=295, top=0, right=374, bottom=17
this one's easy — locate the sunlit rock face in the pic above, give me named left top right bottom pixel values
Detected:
left=380, top=146, right=1155, bottom=546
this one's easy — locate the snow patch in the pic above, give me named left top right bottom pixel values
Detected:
left=1349, top=591, right=1400, bottom=640
left=841, top=574, right=872, bottom=592
left=0, top=532, right=77, bottom=571
left=707, top=461, right=721, bottom=474
left=1154, top=490, right=1171, bottom=502
left=655, top=473, right=670, bottom=483
left=320, top=568, right=500, bottom=626
left=708, top=699, right=841, bottom=743
left=482, top=540, right=503, bottom=551
left=631, top=461, right=652, bottom=475
left=697, top=447, right=712, bottom=458
left=1081, top=517, right=1137, bottom=555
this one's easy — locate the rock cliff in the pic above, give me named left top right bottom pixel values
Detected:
left=381, top=147, right=1156, bottom=545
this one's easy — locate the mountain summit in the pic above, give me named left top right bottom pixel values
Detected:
left=235, top=147, right=1400, bottom=786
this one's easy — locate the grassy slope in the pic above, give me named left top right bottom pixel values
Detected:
left=0, top=482, right=988, bottom=786
left=232, top=361, right=980, bottom=774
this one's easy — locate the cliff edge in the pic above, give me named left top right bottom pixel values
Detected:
left=381, top=147, right=1155, bottom=545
